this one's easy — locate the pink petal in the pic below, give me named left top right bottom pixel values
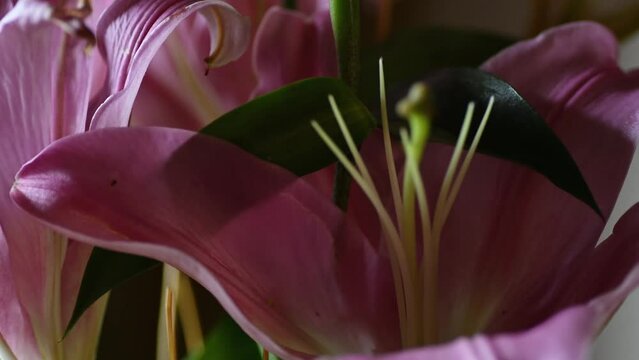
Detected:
left=0, top=0, right=12, bottom=19
left=89, top=0, right=250, bottom=129
left=551, top=203, right=639, bottom=320
left=129, top=1, right=338, bottom=129
left=128, top=15, right=233, bottom=130
left=327, top=201, right=639, bottom=360
left=0, top=1, right=100, bottom=358
left=131, top=78, right=211, bottom=130
left=251, top=5, right=337, bottom=97
left=0, top=226, right=38, bottom=360
left=199, top=0, right=280, bottom=108
left=422, top=22, right=639, bottom=339
left=328, top=305, right=601, bottom=359
left=129, top=0, right=281, bottom=129
left=12, top=127, right=401, bottom=358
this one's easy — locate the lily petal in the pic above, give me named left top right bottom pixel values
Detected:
left=326, top=204, right=639, bottom=359
left=11, top=127, right=400, bottom=358
left=0, top=0, right=11, bottom=19
left=190, top=0, right=280, bottom=109
left=420, top=21, right=639, bottom=340
left=0, top=225, right=37, bottom=360
left=252, top=5, right=336, bottom=97
left=327, top=305, right=599, bottom=360
left=89, top=0, right=250, bottom=129
left=129, top=0, right=281, bottom=129
left=0, top=1, right=100, bottom=358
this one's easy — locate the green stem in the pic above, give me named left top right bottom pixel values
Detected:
left=330, top=0, right=361, bottom=89
left=332, top=164, right=351, bottom=210
left=330, top=0, right=361, bottom=210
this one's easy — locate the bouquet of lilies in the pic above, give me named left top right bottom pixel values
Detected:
left=1, top=0, right=638, bottom=359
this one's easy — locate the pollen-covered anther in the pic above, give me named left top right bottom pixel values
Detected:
left=51, top=2, right=96, bottom=52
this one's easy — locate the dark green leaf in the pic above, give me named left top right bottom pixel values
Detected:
left=201, top=77, right=376, bottom=176
left=396, top=68, right=601, bottom=215
left=359, top=27, right=515, bottom=106
left=185, top=316, right=261, bottom=360
left=65, top=248, right=160, bottom=334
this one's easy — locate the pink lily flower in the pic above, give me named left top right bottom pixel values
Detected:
left=0, top=0, right=248, bottom=358
left=128, top=0, right=338, bottom=130
left=12, top=21, right=639, bottom=359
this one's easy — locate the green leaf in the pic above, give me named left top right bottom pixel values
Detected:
left=359, top=27, right=515, bottom=106
left=398, top=68, right=601, bottom=215
left=201, top=77, right=376, bottom=176
left=185, top=316, right=261, bottom=360
left=65, top=248, right=160, bottom=335
left=68, top=77, right=376, bottom=335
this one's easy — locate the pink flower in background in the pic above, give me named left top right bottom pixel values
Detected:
left=11, top=21, right=639, bottom=359
left=128, top=0, right=339, bottom=129
left=0, top=0, right=248, bottom=358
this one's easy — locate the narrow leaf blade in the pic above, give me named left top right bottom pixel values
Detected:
left=65, top=248, right=160, bottom=334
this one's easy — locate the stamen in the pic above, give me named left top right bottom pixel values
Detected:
left=157, top=265, right=180, bottom=360
left=441, top=97, right=495, bottom=224
left=378, top=62, right=411, bottom=343
left=164, top=288, right=177, bottom=360
left=328, top=96, right=375, bottom=186
left=178, top=275, right=204, bottom=355
left=432, top=103, right=475, bottom=242
left=318, top=73, right=495, bottom=348
left=312, top=120, right=414, bottom=345
left=263, top=349, right=270, bottom=360
left=46, top=233, right=67, bottom=359
left=203, top=8, right=226, bottom=75
left=379, top=58, right=404, bottom=246
left=311, top=122, right=406, bottom=267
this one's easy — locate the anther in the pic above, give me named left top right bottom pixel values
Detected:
left=51, top=3, right=96, bottom=51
